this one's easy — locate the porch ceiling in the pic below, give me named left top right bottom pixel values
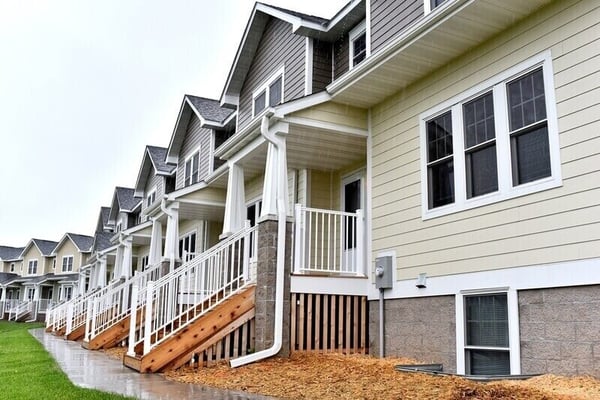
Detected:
left=286, top=123, right=366, bottom=171
left=329, top=0, right=553, bottom=108
left=178, top=201, right=225, bottom=221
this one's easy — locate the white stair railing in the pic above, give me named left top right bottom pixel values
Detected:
left=85, top=262, right=161, bottom=342
left=128, top=223, right=257, bottom=357
left=9, top=301, right=32, bottom=321
left=294, top=204, right=365, bottom=276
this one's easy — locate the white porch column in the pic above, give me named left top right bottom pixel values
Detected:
left=78, top=271, right=85, bottom=294
left=222, top=162, right=246, bottom=236
left=89, top=263, right=98, bottom=290
left=0, top=286, right=6, bottom=302
left=114, top=243, right=124, bottom=280
left=97, top=256, right=107, bottom=288
left=261, top=134, right=289, bottom=218
left=121, top=236, right=133, bottom=279
left=148, top=218, right=163, bottom=266
left=163, top=202, right=180, bottom=271
left=33, top=284, right=40, bottom=301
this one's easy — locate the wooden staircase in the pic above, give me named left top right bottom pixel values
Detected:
left=82, top=306, right=144, bottom=350
left=123, top=284, right=255, bottom=373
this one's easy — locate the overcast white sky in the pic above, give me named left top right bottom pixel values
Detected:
left=0, top=0, right=345, bottom=247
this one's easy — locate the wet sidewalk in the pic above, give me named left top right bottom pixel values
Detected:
left=30, top=329, right=276, bottom=400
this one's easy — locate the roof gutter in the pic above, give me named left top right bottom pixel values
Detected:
left=231, top=113, right=286, bottom=368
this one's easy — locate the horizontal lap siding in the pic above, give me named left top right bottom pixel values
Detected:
left=333, top=34, right=349, bottom=80
left=370, top=0, right=600, bottom=280
left=238, top=18, right=306, bottom=131
left=142, top=174, right=163, bottom=214
left=370, top=0, right=424, bottom=54
left=313, top=39, right=333, bottom=92
left=175, top=115, right=213, bottom=190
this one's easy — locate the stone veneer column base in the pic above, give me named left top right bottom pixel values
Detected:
left=253, top=218, right=292, bottom=357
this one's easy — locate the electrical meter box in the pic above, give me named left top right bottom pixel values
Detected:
left=375, top=255, right=393, bottom=289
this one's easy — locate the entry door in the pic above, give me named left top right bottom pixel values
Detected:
left=342, top=175, right=364, bottom=272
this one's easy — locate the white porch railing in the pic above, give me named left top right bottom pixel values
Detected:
left=4, top=299, right=20, bottom=313
left=294, top=204, right=365, bottom=276
left=85, top=262, right=161, bottom=342
left=128, top=224, right=257, bottom=357
left=38, top=299, right=54, bottom=313
left=9, top=301, right=32, bottom=321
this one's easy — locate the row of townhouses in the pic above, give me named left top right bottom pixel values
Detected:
left=2, top=0, right=599, bottom=378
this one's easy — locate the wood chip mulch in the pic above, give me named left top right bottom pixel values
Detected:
left=162, top=353, right=600, bottom=400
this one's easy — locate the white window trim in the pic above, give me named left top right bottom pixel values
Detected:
left=146, top=187, right=156, bottom=208
left=27, top=259, right=38, bottom=275
left=349, top=20, right=368, bottom=70
left=209, top=132, right=215, bottom=174
left=304, top=37, right=313, bottom=96
left=341, top=170, right=366, bottom=212
left=61, top=255, right=74, bottom=272
left=183, top=147, right=201, bottom=187
left=252, top=66, right=285, bottom=117
left=424, top=0, right=449, bottom=15
left=179, top=229, right=198, bottom=261
left=10, top=263, right=15, bottom=272
left=455, top=287, right=521, bottom=375
left=419, top=51, right=561, bottom=220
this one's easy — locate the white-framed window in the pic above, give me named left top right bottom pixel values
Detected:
left=424, top=0, right=448, bottom=14
left=60, top=286, right=73, bottom=301
left=10, top=263, right=15, bottom=272
left=184, top=149, right=200, bottom=187
left=252, top=67, right=284, bottom=117
left=420, top=51, right=560, bottom=219
left=116, top=222, right=122, bottom=233
left=146, top=188, right=156, bottom=208
left=349, top=20, right=367, bottom=69
left=26, top=287, right=35, bottom=301
left=27, top=259, right=38, bottom=275
left=61, top=255, right=74, bottom=272
left=52, top=259, right=56, bottom=270
left=456, top=288, right=520, bottom=375
left=179, top=231, right=197, bottom=263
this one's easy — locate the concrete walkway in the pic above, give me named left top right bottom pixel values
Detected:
left=30, top=329, right=275, bottom=400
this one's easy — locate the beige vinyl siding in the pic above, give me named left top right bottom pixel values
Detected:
left=370, top=0, right=424, bottom=54
left=238, top=18, right=306, bottom=131
left=245, top=175, right=264, bottom=204
left=309, top=170, right=340, bottom=210
left=22, top=246, right=43, bottom=276
left=371, top=0, right=600, bottom=280
left=175, top=115, right=213, bottom=190
left=208, top=221, right=223, bottom=248
left=54, top=239, right=80, bottom=274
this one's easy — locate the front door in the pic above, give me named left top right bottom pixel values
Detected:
left=342, top=174, right=364, bottom=272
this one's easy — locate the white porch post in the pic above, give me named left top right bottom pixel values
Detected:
left=261, top=135, right=289, bottom=219
left=222, top=162, right=246, bottom=236
left=97, top=256, right=107, bottom=288
left=114, top=243, right=124, bottom=280
left=163, top=202, right=180, bottom=272
left=121, top=236, right=133, bottom=279
left=78, top=271, right=86, bottom=294
left=89, top=263, right=97, bottom=290
left=148, top=218, right=163, bottom=266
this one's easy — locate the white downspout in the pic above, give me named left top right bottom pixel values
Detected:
left=231, top=114, right=285, bottom=368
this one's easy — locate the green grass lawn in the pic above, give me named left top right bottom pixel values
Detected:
left=0, top=321, right=134, bottom=400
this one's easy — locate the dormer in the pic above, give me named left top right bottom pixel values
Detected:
left=0, top=245, right=24, bottom=275
left=52, top=233, right=94, bottom=275
left=20, top=238, right=58, bottom=276
left=134, top=146, right=177, bottom=218
left=166, top=95, right=235, bottom=192
left=220, top=1, right=366, bottom=132
left=95, top=206, right=114, bottom=234
left=107, top=187, right=141, bottom=234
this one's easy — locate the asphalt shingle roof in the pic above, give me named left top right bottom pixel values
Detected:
left=186, top=95, right=235, bottom=124
left=93, top=231, right=113, bottom=252
left=0, top=272, right=19, bottom=284
left=100, top=207, right=111, bottom=228
left=261, top=2, right=328, bottom=26
left=68, top=233, right=94, bottom=252
left=32, top=239, right=59, bottom=256
left=0, top=246, right=24, bottom=261
left=115, top=187, right=140, bottom=212
left=147, top=146, right=176, bottom=174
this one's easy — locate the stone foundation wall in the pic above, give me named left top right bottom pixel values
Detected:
left=519, top=285, right=600, bottom=377
left=254, top=218, right=292, bottom=357
left=369, top=295, right=456, bottom=372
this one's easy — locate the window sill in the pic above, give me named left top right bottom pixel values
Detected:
left=422, top=175, right=562, bottom=221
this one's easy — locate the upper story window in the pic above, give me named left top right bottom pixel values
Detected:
left=146, top=189, right=156, bottom=208
left=52, top=259, right=56, bottom=269
left=420, top=52, right=560, bottom=219
left=349, top=20, right=367, bottom=68
left=27, top=259, right=38, bottom=275
left=140, top=255, right=149, bottom=270
left=425, top=0, right=448, bottom=14
left=253, top=67, right=284, bottom=117
left=184, top=149, right=200, bottom=187
left=61, top=255, right=74, bottom=272
left=10, top=263, right=15, bottom=272
left=116, top=222, right=122, bottom=233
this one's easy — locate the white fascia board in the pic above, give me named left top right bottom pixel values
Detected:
left=122, top=220, right=152, bottom=236
left=272, top=91, right=331, bottom=118
left=166, top=181, right=208, bottom=201
left=214, top=115, right=263, bottom=159
left=134, top=149, right=152, bottom=196
left=291, top=275, right=369, bottom=296
left=166, top=97, right=191, bottom=164
left=327, top=0, right=469, bottom=95
left=205, top=163, right=229, bottom=185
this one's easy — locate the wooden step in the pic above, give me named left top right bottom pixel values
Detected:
left=85, top=306, right=144, bottom=350
left=123, top=285, right=255, bottom=373
left=66, top=324, right=86, bottom=341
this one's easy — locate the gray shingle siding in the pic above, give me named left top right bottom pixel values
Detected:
left=238, top=17, right=306, bottom=131
left=175, top=115, right=214, bottom=190
left=312, top=39, right=333, bottom=92
left=370, top=0, right=424, bottom=53
left=333, top=33, right=349, bottom=80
